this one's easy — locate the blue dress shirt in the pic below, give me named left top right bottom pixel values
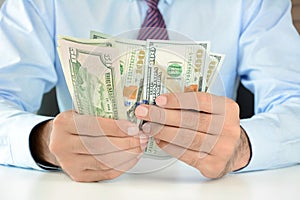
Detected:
left=0, top=0, right=300, bottom=172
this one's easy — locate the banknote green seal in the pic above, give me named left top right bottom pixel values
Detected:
left=167, top=62, right=182, bottom=77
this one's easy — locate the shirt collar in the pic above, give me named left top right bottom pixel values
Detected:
left=129, top=0, right=174, bottom=6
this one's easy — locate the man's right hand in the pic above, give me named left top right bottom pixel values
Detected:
left=31, top=110, right=148, bottom=182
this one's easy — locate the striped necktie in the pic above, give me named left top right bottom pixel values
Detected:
left=137, top=0, right=169, bottom=40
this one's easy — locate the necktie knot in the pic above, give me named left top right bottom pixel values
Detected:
left=137, top=0, right=169, bottom=40
left=146, top=0, right=159, bottom=10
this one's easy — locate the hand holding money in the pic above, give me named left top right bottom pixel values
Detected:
left=135, top=92, right=251, bottom=179
left=56, top=31, right=228, bottom=176
left=48, top=110, right=147, bottom=182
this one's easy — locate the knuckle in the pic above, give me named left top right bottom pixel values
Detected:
left=182, top=111, right=200, bottom=130
left=72, top=173, right=88, bottom=182
left=93, top=158, right=109, bottom=170
left=82, top=138, right=96, bottom=154
left=53, top=111, right=71, bottom=127
left=197, top=92, right=210, bottom=103
left=225, top=97, right=235, bottom=106
left=190, top=133, right=202, bottom=150
left=202, top=115, right=213, bottom=133
left=201, top=171, right=219, bottom=179
left=49, top=140, right=61, bottom=155
left=199, top=93, right=213, bottom=110
left=62, top=165, right=84, bottom=182
left=94, top=155, right=109, bottom=167
left=225, top=99, right=240, bottom=115
left=149, top=106, right=166, bottom=123
left=105, top=171, right=122, bottom=180
left=201, top=162, right=227, bottom=179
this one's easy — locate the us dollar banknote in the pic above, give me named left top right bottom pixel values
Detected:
left=142, top=40, right=210, bottom=158
left=91, top=31, right=171, bottom=159
left=144, top=39, right=210, bottom=102
left=203, top=53, right=225, bottom=92
left=91, top=31, right=147, bottom=124
left=57, top=36, right=126, bottom=119
left=58, top=32, right=224, bottom=160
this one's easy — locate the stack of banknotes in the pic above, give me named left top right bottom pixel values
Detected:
left=57, top=31, right=225, bottom=160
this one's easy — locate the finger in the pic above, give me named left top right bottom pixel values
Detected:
left=136, top=105, right=225, bottom=134
left=149, top=122, right=239, bottom=162
left=68, top=134, right=147, bottom=155
left=54, top=110, right=140, bottom=137
left=143, top=123, right=220, bottom=153
left=157, top=141, right=229, bottom=178
left=79, top=147, right=142, bottom=171
left=91, top=145, right=142, bottom=171
left=68, top=157, right=140, bottom=182
left=154, top=92, right=227, bottom=114
left=157, top=140, right=206, bottom=167
left=60, top=146, right=141, bottom=173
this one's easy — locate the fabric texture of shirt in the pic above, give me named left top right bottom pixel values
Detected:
left=0, top=0, right=300, bottom=172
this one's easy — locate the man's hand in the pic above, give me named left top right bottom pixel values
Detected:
left=30, top=110, right=148, bottom=182
left=135, top=92, right=251, bottom=179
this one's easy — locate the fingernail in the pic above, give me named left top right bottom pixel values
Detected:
left=142, top=123, right=151, bottom=134
left=127, top=126, right=139, bottom=136
left=135, top=106, right=148, bottom=117
left=139, top=135, right=149, bottom=144
left=155, top=95, right=167, bottom=106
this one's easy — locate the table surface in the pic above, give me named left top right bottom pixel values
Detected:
left=0, top=159, right=299, bottom=200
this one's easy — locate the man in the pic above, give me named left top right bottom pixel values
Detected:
left=0, top=0, right=300, bottom=182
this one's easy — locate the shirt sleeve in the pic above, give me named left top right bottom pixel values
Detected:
left=238, top=0, right=300, bottom=172
left=0, top=0, right=57, bottom=170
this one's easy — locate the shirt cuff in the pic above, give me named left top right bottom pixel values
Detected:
left=238, top=115, right=282, bottom=172
left=9, top=113, right=54, bottom=170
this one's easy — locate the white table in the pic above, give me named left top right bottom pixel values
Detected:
left=1, top=160, right=299, bottom=200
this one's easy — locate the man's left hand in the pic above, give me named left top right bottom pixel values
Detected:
left=135, top=92, right=251, bottom=179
